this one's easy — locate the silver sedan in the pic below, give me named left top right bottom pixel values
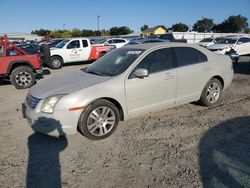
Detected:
left=23, top=43, right=233, bottom=140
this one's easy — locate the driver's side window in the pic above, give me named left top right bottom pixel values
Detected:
left=67, top=40, right=80, bottom=49
left=129, top=48, right=174, bottom=79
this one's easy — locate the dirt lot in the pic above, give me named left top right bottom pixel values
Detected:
left=0, top=60, right=250, bottom=188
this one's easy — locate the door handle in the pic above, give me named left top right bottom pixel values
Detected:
left=164, top=72, right=175, bottom=80
left=78, top=49, right=82, bottom=51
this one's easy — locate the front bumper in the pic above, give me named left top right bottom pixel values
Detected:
left=22, top=102, right=80, bottom=136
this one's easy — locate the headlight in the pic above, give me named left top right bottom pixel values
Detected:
left=40, top=95, right=65, bottom=114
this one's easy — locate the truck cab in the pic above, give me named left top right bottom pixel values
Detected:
left=49, top=38, right=115, bottom=69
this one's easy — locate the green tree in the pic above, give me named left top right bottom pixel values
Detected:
left=49, top=30, right=64, bottom=38
left=110, top=26, right=133, bottom=35
left=171, top=23, right=188, bottom=32
left=193, top=18, right=214, bottom=32
left=100, top=29, right=110, bottom=36
left=71, top=28, right=82, bottom=37
left=140, top=24, right=148, bottom=31
left=244, top=28, right=250, bottom=34
left=81, top=29, right=94, bottom=37
left=31, top=29, right=51, bottom=36
left=213, top=15, right=248, bottom=33
left=61, top=31, right=72, bottom=38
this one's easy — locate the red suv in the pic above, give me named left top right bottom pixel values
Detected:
left=0, top=35, right=49, bottom=89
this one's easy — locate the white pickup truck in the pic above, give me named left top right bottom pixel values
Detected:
left=48, top=38, right=115, bottom=69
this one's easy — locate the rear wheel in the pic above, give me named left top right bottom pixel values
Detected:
left=199, top=78, right=222, bottom=107
left=10, top=66, right=35, bottom=89
left=78, top=99, right=120, bottom=140
left=49, top=56, right=63, bottom=69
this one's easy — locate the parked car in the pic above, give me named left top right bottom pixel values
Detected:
left=17, top=43, right=41, bottom=54
left=0, top=35, right=46, bottom=89
left=125, top=38, right=168, bottom=46
left=198, top=37, right=222, bottom=47
left=207, top=36, right=250, bottom=56
left=47, top=39, right=65, bottom=48
left=157, top=33, right=187, bottom=43
left=92, top=38, right=128, bottom=48
left=48, top=38, right=116, bottom=69
left=23, top=43, right=233, bottom=139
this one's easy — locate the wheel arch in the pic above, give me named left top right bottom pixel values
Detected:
left=88, top=97, right=125, bottom=121
left=7, top=60, right=34, bottom=75
left=51, top=55, right=64, bottom=62
left=211, top=75, right=224, bottom=89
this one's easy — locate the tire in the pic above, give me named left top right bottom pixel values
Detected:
left=78, top=99, right=120, bottom=140
left=10, top=66, right=35, bottom=89
left=199, top=78, right=222, bottom=107
left=49, top=56, right=63, bottom=69
left=40, top=44, right=51, bottom=65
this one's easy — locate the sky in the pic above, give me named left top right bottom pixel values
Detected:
left=0, top=0, right=249, bottom=33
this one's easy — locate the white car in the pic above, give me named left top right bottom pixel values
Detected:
left=23, top=43, right=233, bottom=140
left=198, top=37, right=222, bottom=48
left=92, top=38, right=128, bottom=48
left=207, top=36, right=250, bottom=56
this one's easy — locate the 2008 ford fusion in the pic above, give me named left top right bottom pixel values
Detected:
left=22, top=43, right=233, bottom=140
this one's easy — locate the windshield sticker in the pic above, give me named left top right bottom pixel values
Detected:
left=127, top=51, right=142, bottom=55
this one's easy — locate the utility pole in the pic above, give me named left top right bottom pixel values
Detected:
left=63, top=24, right=65, bottom=30
left=97, top=15, right=100, bottom=36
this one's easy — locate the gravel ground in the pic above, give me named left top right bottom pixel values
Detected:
left=0, top=59, right=249, bottom=188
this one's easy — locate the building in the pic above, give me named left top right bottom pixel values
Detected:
left=0, top=32, right=42, bottom=41
left=142, top=26, right=167, bottom=37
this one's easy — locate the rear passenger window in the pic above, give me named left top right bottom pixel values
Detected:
left=129, top=48, right=174, bottom=78
left=174, top=47, right=207, bottom=67
left=82, top=40, right=88, bottom=47
left=113, top=39, right=125, bottom=43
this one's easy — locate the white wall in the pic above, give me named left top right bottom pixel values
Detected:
left=172, top=32, right=250, bottom=44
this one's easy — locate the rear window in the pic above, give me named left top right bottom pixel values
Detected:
left=82, top=40, right=88, bottom=47
left=174, top=47, right=207, bottom=67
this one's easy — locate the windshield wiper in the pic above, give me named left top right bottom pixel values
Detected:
left=86, top=70, right=110, bottom=76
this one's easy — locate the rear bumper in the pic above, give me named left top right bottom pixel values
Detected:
left=22, top=102, right=80, bottom=136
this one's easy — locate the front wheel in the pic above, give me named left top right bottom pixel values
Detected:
left=10, top=66, right=35, bottom=89
left=78, top=99, right=120, bottom=140
left=199, top=78, right=222, bottom=107
left=49, top=56, right=63, bottom=69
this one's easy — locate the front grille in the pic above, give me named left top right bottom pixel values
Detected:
left=26, top=93, right=41, bottom=109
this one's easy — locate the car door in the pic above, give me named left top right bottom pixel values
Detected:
left=234, top=37, right=250, bottom=56
left=173, top=47, right=209, bottom=104
left=125, top=48, right=177, bottom=117
left=65, top=40, right=81, bottom=62
left=79, top=39, right=91, bottom=61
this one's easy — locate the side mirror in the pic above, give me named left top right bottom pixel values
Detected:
left=134, top=68, right=149, bottom=78
left=237, top=41, right=243, bottom=45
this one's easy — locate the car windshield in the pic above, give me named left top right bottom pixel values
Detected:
left=216, top=38, right=237, bottom=44
left=55, top=40, right=69, bottom=48
left=85, top=48, right=144, bottom=76
left=200, top=38, right=213, bottom=42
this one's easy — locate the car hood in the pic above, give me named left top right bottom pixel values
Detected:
left=207, top=44, right=230, bottom=50
left=30, top=70, right=111, bottom=99
left=198, top=42, right=212, bottom=47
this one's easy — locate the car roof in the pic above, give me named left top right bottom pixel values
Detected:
left=123, top=42, right=198, bottom=50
